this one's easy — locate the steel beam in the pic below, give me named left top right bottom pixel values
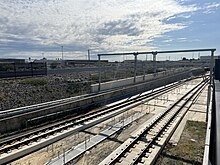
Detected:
left=98, top=48, right=216, bottom=56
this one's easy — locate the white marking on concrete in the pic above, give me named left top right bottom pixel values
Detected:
left=46, top=112, right=146, bottom=165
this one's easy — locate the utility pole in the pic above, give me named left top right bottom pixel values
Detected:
left=61, top=46, right=64, bottom=60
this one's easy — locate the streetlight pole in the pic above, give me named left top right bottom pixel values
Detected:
left=61, top=46, right=64, bottom=60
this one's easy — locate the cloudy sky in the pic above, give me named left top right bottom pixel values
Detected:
left=0, top=0, right=219, bottom=60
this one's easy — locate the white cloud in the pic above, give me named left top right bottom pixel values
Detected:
left=206, top=2, right=220, bottom=9
left=203, top=2, right=220, bottom=14
left=162, top=39, right=173, bottom=43
left=0, top=0, right=199, bottom=58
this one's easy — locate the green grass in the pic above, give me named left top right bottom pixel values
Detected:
left=20, top=78, right=48, bottom=86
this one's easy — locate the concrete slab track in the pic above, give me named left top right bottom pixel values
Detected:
left=46, top=112, right=145, bottom=165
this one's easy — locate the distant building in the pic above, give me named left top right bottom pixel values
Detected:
left=123, top=60, right=145, bottom=63
left=34, top=59, right=109, bottom=69
left=65, top=60, right=108, bottom=67
left=0, top=58, right=25, bottom=64
left=200, top=55, right=220, bottom=61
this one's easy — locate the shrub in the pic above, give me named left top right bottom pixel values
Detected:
left=21, top=78, right=48, bottom=86
left=50, top=62, right=59, bottom=69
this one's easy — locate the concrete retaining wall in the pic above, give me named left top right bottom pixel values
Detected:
left=0, top=68, right=204, bottom=135
left=91, top=68, right=191, bottom=92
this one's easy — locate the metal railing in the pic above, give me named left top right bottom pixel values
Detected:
left=97, top=48, right=216, bottom=91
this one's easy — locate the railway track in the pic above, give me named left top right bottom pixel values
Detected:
left=0, top=78, right=183, bottom=138
left=0, top=79, right=186, bottom=144
left=0, top=72, right=194, bottom=120
left=0, top=92, right=98, bottom=119
left=99, top=77, right=208, bottom=165
left=0, top=69, right=196, bottom=137
left=0, top=77, right=200, bottom=164
left=0, top=83, right=128, bottom=120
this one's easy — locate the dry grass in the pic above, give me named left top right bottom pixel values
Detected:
left=157, top=121, right=206, bottom=165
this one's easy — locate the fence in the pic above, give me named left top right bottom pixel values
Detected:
left=0, top=62, right=47, bottom=78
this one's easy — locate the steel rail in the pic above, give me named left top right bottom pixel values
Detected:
left=133, top=80, right=208, bottom=165
left=1, top=70, right=180, bottom=119
left=0, top=81, right=184, bottom=149
left=0, top=81, right=130, bottom=119
left=101, top=78, right=208, bottom=165
left=0, top=80, right=191, bottom=163
left=0, top=80, right=187, bottom=160
left=0, top=68, right=196, bottom=131
left=0, top=95, right=86, bottom=118
left=0, top=78, right=205, bottom=164
left=0, top=91, right=106, bottom=119
left=0, top=75, right=180, bottom=120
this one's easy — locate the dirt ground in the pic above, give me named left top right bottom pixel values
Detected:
left=156, top=121, right=207, bottom=165
left=0, top=73, right=91, bottom=110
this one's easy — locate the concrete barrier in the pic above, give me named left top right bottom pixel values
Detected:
left=91, top=68, right=191, bottom=92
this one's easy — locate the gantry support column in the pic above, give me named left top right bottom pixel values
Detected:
left=98, top=55, right=101, bottom=91
left=153, top=52, right=157, bottom=76
left=134, top=53, right=138, bottom=83
left=206, top=50, right=215, bottom=121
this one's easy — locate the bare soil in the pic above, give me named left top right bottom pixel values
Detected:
left=156, top=121, right=207, bottom=165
